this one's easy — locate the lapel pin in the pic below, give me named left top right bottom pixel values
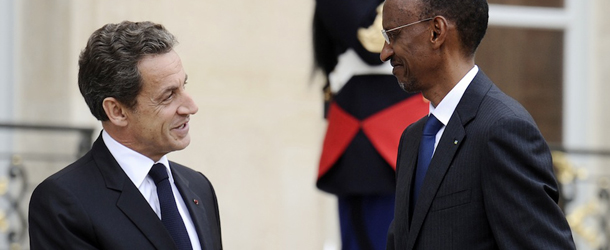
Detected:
left=193, top=199, right=199, bottom=205
left=454, top=140, right=458, bottom=145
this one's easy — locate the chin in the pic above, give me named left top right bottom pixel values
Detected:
left=397, top=76, right=421, bottom=93
left=178, top=140, right=191, bottom=150
left=398, top=81, right=416, bottom=93
left=398, top=81, right=408, bottom=92
left=171, top=137, right=191, bottom=151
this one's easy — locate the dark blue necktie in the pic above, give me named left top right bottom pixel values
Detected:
left=412, top=114, right=443, bottom=206
left=149, top=163, right=193, bottom=250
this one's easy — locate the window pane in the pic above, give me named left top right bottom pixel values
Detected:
left=476, top=27, right=564, bottom=143
left=488, top=0, right=563, bottom=8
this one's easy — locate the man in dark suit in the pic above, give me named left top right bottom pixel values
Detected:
left=380, top=0, right=575, bottom=249
left=28, top=21, right=222, bottom=250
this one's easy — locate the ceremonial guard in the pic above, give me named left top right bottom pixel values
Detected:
left=313, top=1, right=428, bottom=249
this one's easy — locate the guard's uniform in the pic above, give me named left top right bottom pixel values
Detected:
left=313, top=1, right=428, bottom=249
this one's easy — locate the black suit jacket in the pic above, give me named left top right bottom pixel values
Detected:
left=387, top=71, right=575, bottom=249
left=29, top=134, right=222, bottom=250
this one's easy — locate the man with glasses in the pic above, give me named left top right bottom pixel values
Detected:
left=381, top=0, right=575, bottom=249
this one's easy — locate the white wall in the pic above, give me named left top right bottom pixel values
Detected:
left=0, top=0, right=14, bottom=123
left=592, top=0, right=610, bottom=151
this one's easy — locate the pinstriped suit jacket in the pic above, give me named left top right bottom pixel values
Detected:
left=386, top=71, right=575, bottom=249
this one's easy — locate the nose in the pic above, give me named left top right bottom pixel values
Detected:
left=380, top=42, right=394, bottom=62
left=178, top=91, right=199, bottom=115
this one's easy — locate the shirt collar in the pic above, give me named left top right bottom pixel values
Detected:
left=102, top=130, right=171, bottom=188
left=430, top=65, right=479, bottom=125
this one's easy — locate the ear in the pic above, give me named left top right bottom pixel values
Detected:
left=102, top=97, right=129, bottom=127
left=430, top=16, right=449, bottom=49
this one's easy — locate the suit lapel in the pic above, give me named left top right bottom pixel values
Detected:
left=406, top=71, right=493, bottom=249
left=172, top=165, right=214, bottom=250
left=92, top=135, right=177, bottom=250
left=116, top=183, right=178, bottom=250
left=396, top=120, right=424, bottom=229
left=406, top=115, right=466, bottom=249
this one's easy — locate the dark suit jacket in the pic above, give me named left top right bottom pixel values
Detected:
left=29, top=134, right=222, bottom=250
left=386, top=71, right=575, bottom=249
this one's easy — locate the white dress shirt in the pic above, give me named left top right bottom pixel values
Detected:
left=102, top=131, right=202, bottom=250
left=429, top=65, right=479, bottom=151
